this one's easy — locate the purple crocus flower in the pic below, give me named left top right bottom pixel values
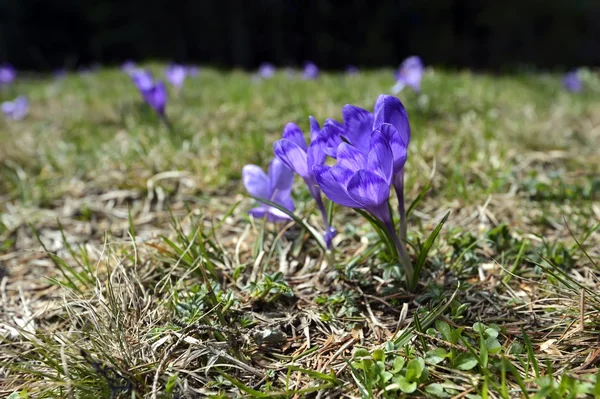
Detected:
left=316, top=95, right=410, bottom=239
left=131, top=69, right=154, bottom=91
left=1, top=96, right=29, bottom=120
left=303, top=62, right=319, bottom=80
left=393, top=56, right=424, bottom=94
left=0, top=64, right=16, bottom=85
left=165, top=64, right=187, bottom=89
left=141, top=81, right=167, bottom=116
left=121, top=60, right=137, bottom=74
left=131, top=70, right=167, bottom=116
left=243, top=158, right=295, bottom=222
left=258, top=63, right=276, bottom=79
left=312, top=98, right=412, bottom=276
left=563, top=70, right=582, bottom=92
left=273, top=119, right=338, bottom=247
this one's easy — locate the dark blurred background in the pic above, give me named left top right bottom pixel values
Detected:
left=1, top=0, right=599, bottom=71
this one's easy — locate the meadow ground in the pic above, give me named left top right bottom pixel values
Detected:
left=0, top=65, right=599, bottom=398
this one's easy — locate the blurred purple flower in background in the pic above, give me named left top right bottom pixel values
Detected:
left=345, top=65, right=359, bottom=75
left=165, top=64, right=187, bottom=89
left=121, top=60, right=137, bottom=74
left=131, top=70, right=167, bottom=116
left=273, top=119, right=337, bottom=247
left=563, top=70, right=582, bottom=92
left=131, top=69, right=154, bottom=91
left=303, top=62, right=319, bottom=80
left=243, top=158, right=295, bottom=222
left=0, top=64, right=16, bottom=85
left=1, top=96, right=29, bottom=120
left=258, top=63, right=276, bottom=79
left=392, top=56, right=424, bottom=94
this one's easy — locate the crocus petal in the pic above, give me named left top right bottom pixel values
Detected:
left=342, top=104, right=373, bottom=153
left=146, top=81, right=167, bottom=115
left=306, top=136, right=327, bottom=169
left=165, top=64, right=186, bottom=88
left=309, top=116, right=320, bottom=141
left=282, top=122, right=307, bottom=151
left=274, top=139, right=309, bottom=178
left=272, top=190, right=295, bottom=213
left=131, top=70, right=154, bottom=91
left=330, top=165, right=357, bottom=187
left=336, top=143, right=368, bottom=172
left=1, top=101, right=14, bottom=114
left=378, top=123, right=407, bottom=174
left=268, top=157, right=294, bottom=196
left=373, top=95, right=411, bottom=146
left=313, top=165, right=361, bottom=208
left=249, top=206, right=291, bottom=222
left=242, top=165, right=270, bottom=199
left=367, top=131, right=394, bottom=184
left=266, top=207, right=294, bottom=222
left=347, top=170, right=391, bottom=211
left=318, top=120, right=344, bottom=158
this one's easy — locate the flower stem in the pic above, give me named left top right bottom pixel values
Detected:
left=393, top=171, right=407, bottom=242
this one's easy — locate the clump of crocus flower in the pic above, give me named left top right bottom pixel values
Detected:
left=165, top=64, right=187, bottom=89
left=258, top=63, right=276, bottom=79
left=243, top=158, right=295, bottom=222
left=392, top=56, right=424, bottom=94
left=1, top=96, right=29, bottom=120
left=0, top=64, right=16, bottom=85
left=303, top=62, right=319, bottom=80
left=563, top=70, right=582, bottom=92
left=274, top=119, right=338, bottom=247
left=244, top=95, right=415, bottom=284
left=131, top=69, right=167, bottom=117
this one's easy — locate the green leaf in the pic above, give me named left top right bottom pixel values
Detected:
left=425, top=347, right=448, bottom=365
left=479, top=326, right=488, bottom=369
left=165, top=373, right=179, bottom=394
left=355, top=209, right=398, bottom=260
left=435, top=320, right=453, bottom=343
left=485, top=337, right=502, bottom=354
left=392, top=356, right=405, bottom=373
left=286, top=367, right=341, bottom=384
left=485, top=328, right=499, bottom=339
left=455, top=353, right=478, bottom=370
left=405, top=358, right=425, bottom=381
left=372, top=349, right=385, bottom=362
left=381, top=370, right=394, bottom=384
left=411, top=211, right=450, bottom=289
left=395, top=375, right=418, bottom=393
left=407, top=184, right=431, bottom=217
left=353, top=348, right=371, bottom=359
left=426, top=383, right=450, bottom=398
left=509, top=342, right=523, bottom=355
left=472, top=322, right=485, bottom=334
